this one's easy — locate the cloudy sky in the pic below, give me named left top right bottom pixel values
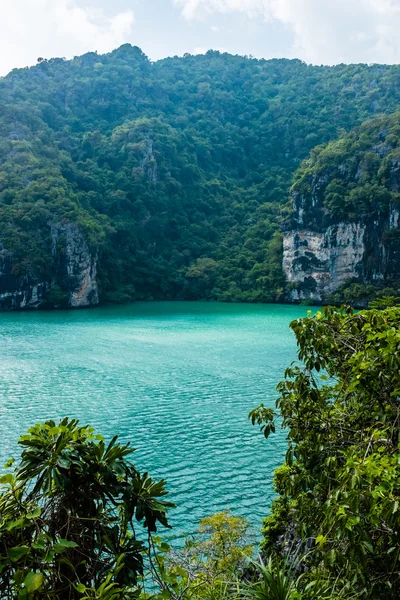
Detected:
left=1, top=0, right=400, bottom=76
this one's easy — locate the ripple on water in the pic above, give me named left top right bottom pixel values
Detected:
left=0, top=302, right=309, bottom=539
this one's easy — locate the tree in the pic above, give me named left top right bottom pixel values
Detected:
left=251, top=305, right=400, bottom=599
left=1, top=49, right=400, bottom=307
left=150, top=512, right=253, bottom=600
left=0, top=418, right=174, bottom=599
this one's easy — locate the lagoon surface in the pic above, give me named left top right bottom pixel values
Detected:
left=0, top=302, right=310, bottom=539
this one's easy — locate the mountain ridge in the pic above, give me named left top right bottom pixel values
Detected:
left=1, top=45, right=400, bottom=308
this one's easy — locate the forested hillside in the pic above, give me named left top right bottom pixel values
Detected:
left=1, top=45, right=400, bottom=307
left=283, top=112, right=400, bottom=304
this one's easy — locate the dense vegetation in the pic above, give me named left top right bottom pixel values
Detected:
left=252, top=303, right=400, bottom=598
left=0, top=419, right=174, bottom=598
left=284, top=112, right=400, bottom=305
left=1, top=303, right=399, bottom=598
left=290, top=112, right=400, bottom=224
left=2, top=46, right=400, bottom=304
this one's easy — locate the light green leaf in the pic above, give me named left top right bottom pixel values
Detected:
left=0, top=474, right=13, bottom=485
left=26, top=507, right=41, bottom=520
left=54, top=539, right=78, bottom=553
left=24, top=572, right=44, bottom=593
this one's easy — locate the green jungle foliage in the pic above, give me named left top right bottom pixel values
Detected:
left=326, top=281, right=400, bottom=308
left=0, top=418, right=174, bottom=599
left=285, top=113, right=400, bottom=305
left=291, top=112, right=400, bottom=224
left=2, top=47, right=400, bottom=303
left=149, top=512, right=253, bottom=600
left=251, top=304, right=400, bottom=599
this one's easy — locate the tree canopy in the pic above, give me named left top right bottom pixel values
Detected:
left=290, top=112, right=400, bottom=224
left=1, top=48, right=400, bottom=304
left=252, top=304, right=400, bottom=598
left=0, top=419, right=174, bottom=599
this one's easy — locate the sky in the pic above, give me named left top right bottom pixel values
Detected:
left=1, top=0, right=400, bottom=76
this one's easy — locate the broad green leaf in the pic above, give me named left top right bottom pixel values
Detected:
left=0, top=473, right=13, bottom=485
left=24, top=572, right=44, bottom=593
left=26, top=507, right=41, bottom=520
left=8, top=546, right=29, bottom=562
left=54, top=539, right=78, bottom=553
left=32, top=537, right=47, bottom=550
left=57, top=539, right=78, bottom=548
left=13, top=570, right=25, bottom=586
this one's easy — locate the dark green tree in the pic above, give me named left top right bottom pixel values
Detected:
left=251, top=305, right=400, bottom=598
left=1, top=48, right=400, bottom=306
left=0, top=419, right=174, bottom=599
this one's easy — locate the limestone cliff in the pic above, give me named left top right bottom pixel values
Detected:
left=283, top=114, right=400, bottom=302
left=51, top=224, right=99, bottom=308
left=0, top=249, right=48, bottom=310
left=0, top=224, right=98, bottom=310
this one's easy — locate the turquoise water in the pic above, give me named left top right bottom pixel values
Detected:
left=0, top=302, right=309, bottom=539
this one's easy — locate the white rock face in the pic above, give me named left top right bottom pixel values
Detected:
left=51, top=223, right=99, bottom=308
left=0, top=248, right=48, bottom=310
left=283, top=222, right=366, bottom=301
left=390, top=209, right=400, bottom=229
left=283, top=136, right=400, bottom=303
left=0, top=224, right=99, bottom=310
left=0, top=284, right=48, bottom=310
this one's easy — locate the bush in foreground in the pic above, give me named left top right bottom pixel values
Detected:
left=251, top=305, right=400, bottom=598
left=0, top=419, right=174, bottom=599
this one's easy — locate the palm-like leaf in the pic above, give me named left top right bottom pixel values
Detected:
left=238, top=558, right=299, bottom=600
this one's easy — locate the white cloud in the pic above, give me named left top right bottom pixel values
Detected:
left=174, top=0, right=400, bottom=64
left=0, top=0, right=134, bottom=76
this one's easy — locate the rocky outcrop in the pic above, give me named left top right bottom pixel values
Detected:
left=283, top=116, right=400, bottom=302
left=0, top=248, right=48, bottom=310
left=51, top=224, right=99, bottom=308
left=0, top=224, right=98, bottom=310
left=140, top=137, right=158, bottom=184
left=283, top=200, right=400, bottom=302
left=283, top=222, right=366, bottom=301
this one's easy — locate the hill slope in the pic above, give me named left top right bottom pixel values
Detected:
left=284, top=113, right=400, bottom=304
left=1, top=45, right=400, bottom=308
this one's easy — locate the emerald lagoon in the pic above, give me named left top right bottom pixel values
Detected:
left=0, top=302, right=310, bottom=538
